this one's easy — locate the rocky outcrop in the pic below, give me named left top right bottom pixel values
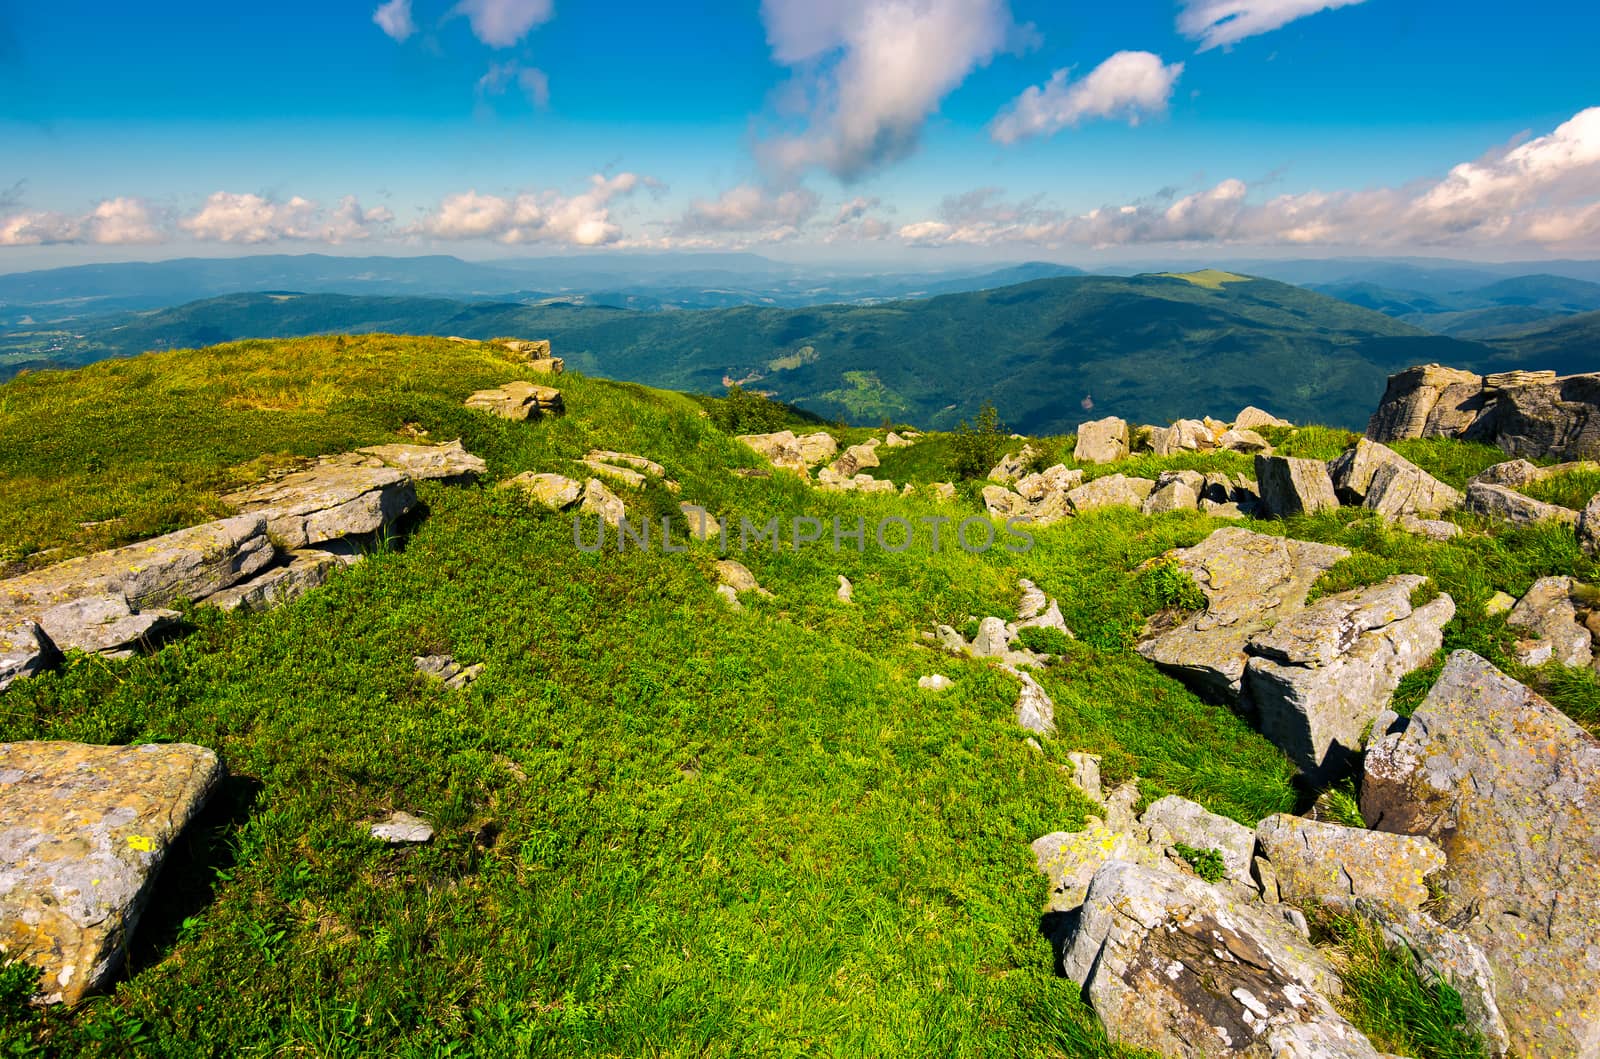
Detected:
left=1368, top=364, right=1600, bottom=460
left=982, top=466, right=1082, bottom=525
left=413, top=654, right=484, bottom=690
left=0, top=741, right=224, bottom=1004
left=351, top=440, right=485, bottom=483
left=1506, top=575, right=1592, bottom=667
left=1062, top=860, right=1380, bottom=1058
left=1235, top=406, right=1291, bottom=431
left=464, top=381, right=563, bottom=420
left=1255, top=455, right=1339, bottom=517
left=1328, top=438, right=1462, bottom=519
left=1362, top=651, right=1600, bottom=1056
left=1371, top=906, right=1512, bottom=1057
left=1243, top=575, right=1454, bottom=780
left=201, top=548, right=345, bottom=615
left=1143, top=478, right=1199, bottom=515
left=1073, top=417, right=1129, bottom=464
left=1138, top=795, right=1257, bottom=890
left=1138, top=528, right=1350, bottom=701
left=222, top=463, right=417, bottom=550
left=1464, top=481, right=1579, bottom=526
left=1255, top=815, right=1445, bottom=914
left=33, top=595, right=179, bottom=660
left=986, top=444, right=1036, bottom=484
left=1066, top=474, right=1155, bottom=513
left=735, top=431, right=837, bottom=472
left=503, top=472, right=583, bottom=510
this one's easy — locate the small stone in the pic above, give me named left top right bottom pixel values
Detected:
left=917, top=674, right=952, bottom=691
left=503, top=472, right=583, bottom=510
left=1484, top=590, right=1517, bottom=616
left=836, top=575, right=853, bottom=603
left=369, top=811, right=434, bottom=844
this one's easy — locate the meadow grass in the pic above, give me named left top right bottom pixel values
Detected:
left=0, top=335, right=1583, bottom=1055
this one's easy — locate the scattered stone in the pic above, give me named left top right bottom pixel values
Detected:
left=1015, top=464, right=1083, bottom=501
left=1008, top=666, right=1055, bottom=735
left=1361, top=651, right=1600, bottom=1056
left=1396, top=514, right=1461, bottom=541
left=829, top=440, right=881, bottom=478
left=679, top=503, right=722, bottom=542
left=1218, top=428, right=1273, bottom=454
left=464, top=381, right=563, bottom=420
left=1138, top=795, right=1257, bottom=890
left=222, top=463, right=416, bottom=550
left=413, top=654, right=484, bottom=690
left=1067, top=474, right=1155, bottom=513
left=1235, top=406, right=1291, bottom=431
left=580, top=459, right=647, bottom=489
left=1506, top=575, right=1592, bottom=667
left=1256, top=815, right=1444, bottom=914
left=931, top=482, right=957, bottom=502
left=1255, top=455, right=1339, bottom=517
left=736, top=431, right=835, bottom=472
left=1138, top=528, right=1351, bottom=701
left=884, top=431, right=911, bottom=448
left=1151, top=418, right=1218, bottom=456
left=836, top=575, right=853, bottom=603
left=0, top=741, right=223, bottom=1004
left=917, top=674, right=952, bottom=692
left=714, top=559, right=770, bottom=597
left=1142, top=479, right=1198, bottom=515
left=586, top=450, right=665, bottom=478
left=987, top=445, right=1036, bottom=484
left=1062, top=860, right=1378, bottom=1059
left=353, top=439, right=485, bottom=483
left=1365, top=462, right=1463, bottom=521
left=1073, top=417, right=1130, bottom=464
left=369, top=811, right=434, bottom=844
left=504, top=472, right=583, bottom=510
left=526, top=357, right=563, bottom=374
left=714, top=584, right=742, bottom=611
left=1201, top=500, right=1247, bottom=519
left=1484, top=590, right=1517, bottom=616
left=580, top=479, right=626, bottom=527
left=1328, top=438, right=1411, bottom=504
left=500, top=338, right=551, bottom=358
left=1243, top=575, right=1454, bottom=780
left=1464, top=481, right=1579, bottom=526
left=1471, top=459, right=1542, bottom=489
left=1066, top=752, right=1102, bottom=802
left=969, top=616, right=1012, bottom=658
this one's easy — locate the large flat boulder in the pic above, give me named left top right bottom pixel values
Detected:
left=1255, top=456, right=1339, bottom=518
left=0, top=742, right=224, bottom=1004
left=1243, top=575, right=1454, bottom=780
left=1066, top=474, right=1154, bottom=513
left=464, top=381, right=563, bottom=420
left=1464, top=481, right=1580, bottom=526
left=222, top=464, right=417, bottom=550
left=1361, top=651, right=1600, bottom=1057
left=36, top=594, right=179, bottom=660
left=352, top=440, right=485, bottom=482
left=201, top=548, right=344, bottom=615
left=1062, top=860, right=1380, bottom=1058
left=1137, top=528, right=1350, bottom=701
left=1256, top=815, right=1445, bottom=914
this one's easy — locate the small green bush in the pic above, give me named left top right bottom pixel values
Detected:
left=710, top=383, right=787, bottom=434
left=1172, top=843, right=1226, bottom=883
left=948, top=401, right=1006, bottom=480
left=1015, top=626, right=1071, bottom=656
left=1141, top=557, right=1208, bottom=613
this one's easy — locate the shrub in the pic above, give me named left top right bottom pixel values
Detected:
left=1172, top=843, right=1226, bottom=883
left=1141, top=557, right=1208, bottom=613
left=1015, top=625, right=1071, bottom=656
left=710, top=384, right=787, bottom=434
left=948, top=402, right=1006, bottom=480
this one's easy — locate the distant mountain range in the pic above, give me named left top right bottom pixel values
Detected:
left=1308, top=273, right=1600, bottom=339
left=1, top=271, right=1524, bottom=432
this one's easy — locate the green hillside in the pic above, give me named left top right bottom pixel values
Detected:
left=2, top=335, right=1594, bottom=1055
left=1484, top=308, right=1600, bottom=370
left=0, top=273, right=1495, bottom=432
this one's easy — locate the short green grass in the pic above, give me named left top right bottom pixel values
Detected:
left=0, top=335, right=1591, bottom=1054
left=1523, top=466, right=1600, bottom=510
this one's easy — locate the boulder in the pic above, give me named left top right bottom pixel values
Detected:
left=1366, top=364, right=1493, bottom=443
left=679, top=503, right=722, bottom=542
left=883, top=431, right=911, bottom=448
left=464, top=381, right=563, bottom=420
left=201, top=548, right=343, bottom=615
left=0, top=619, right=56, bottom=692
left=1243, top=576, right=1453, bottom=780
left=500, top=338, right=552, bottom=358
left=1067, top=474, right=1155, bottom=513
left=586, top=450, right=665, bottom=478
left=1032, top=824, right=1138, bottom=913
left=828, top=440, right=881, bottom=479
left=714, top=559, right=769, bottom=596
left=795, top=432, right=838, bottom=465
left=1137, top=795, right=1257, bottom=890
left=931, top=482, right=958, bottom=503
left=1062, top=860, right=1379, bottom=1059
left=1361, top=651, right=1600, bottom=1056
left=1143, top=480, right=1198, bottom=515
left=969, top=616, right=1011, bottom=658
left=0, top=741, right=224, bottom=1004
left=580, top=479, right=626, bottom=527
left=1369, top=906, right=1512, bottom=1058
left=987, top=445, right=1037, bottom=484
left=1255, top=456, right=1339, bottom=517
left=580, top=459, right=647, bottom=489
left=413, top=654, right=484, bottom=691
left=352, top=440, right=485, bottom=482
left=526, top=357, right=563, bottom=375
left=1255, top=815, right=1445, bottom=913
left=505, top=472, right=583, bottom=510
left=1137, top=528, right=1350, bottom=701
left=1506, top=575, right=1592, bottom=667
left=1363, top=462, right=1463, bottom=521
left=1471, top=459, right=1542, bottom=489
left=1396, top=514, right=1461, bottom=541
left=1464, top=481, right=1579, bottom=526
left=1073, top=417, right=1130, bottom=464
left=222, top=464, right=417, bottom=550
left=1235, top=406, right=1291, bottom=431
left=1152, top=419, right=1218, bottom=456
left=917, top=674, right=952, bottom=692
left=736, top=431, right=806, bottom=472
left=1580, top=493, right=1600, bottom=554
left=1218, top=428, right=1272, bottom=454
left=1008, top=666, right=1055, bottom=734
left=35, top=594, right=180, bottom=659
left=1015, top=464, right=1083, bottom=501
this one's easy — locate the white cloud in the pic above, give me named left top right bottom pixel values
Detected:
left=179, top=193, right=391, bottom=244
left=1177, top=0, right=1367, bottom=51
left=0, top=197, right=163, bottom=246
left=673, top=185, right=820, bottom=237
left=895, top=107, right=1600, bottom=251
left=453, top=0, right=554, bottom=48
left=417, top=173, right=643, bottom=246
left=991, top=51, right=1184, bottom=144
left=477, top=60, right=550, bottom=108
left=518, top=67, right=550, bottom=108
left=373, top=0, right=416, bottom=42
left=759, top=0, right=1023, bottom=181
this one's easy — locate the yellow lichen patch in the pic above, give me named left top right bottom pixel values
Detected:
left=1155, top=269, right=1253, bottom=290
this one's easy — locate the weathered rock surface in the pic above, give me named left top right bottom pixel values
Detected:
left=201, top=549, right=343, bottom=615
left=1464, top=481, right=1579, bottom=526
left=1143, top=479, right=1199, bottom=515
left=0, top=741, right=224, bottom=1004
left=1235, top=406, right=1291, bottom=431
left=1243, top=576, right=1454, bottom=779
left=1506, top=575, right=1592, bottom=667
left=504, top=472, right=583, bottom=510
left=679, top=503, right=722, bottom=542
left=580, top=479, right=626, bottom=527
left=222, top=464, right=416, bottom=550
left=829, top=440, right=881, bottom=478
left=1032, top=824, right=1136, bottom=913
left=1218, top=428, right=1272, bottom=454
left=369, top=811, right=434, bottom=844
left=1138, top=528, right=1350, bottom=701
left=413, top=654, right=484, bottom=691
left=1256, top=815, right=1444, bottom=914
left=1396, top=514, right=1461, bottom=541
left=1008, top=666, right=1055, bottom=734
left=987, top=445, right=1036, bottom=484
left=353, top=440, right=485, bottom=482
left=500, top=338, right=551, bottom=358
left=0, top=620, right=56, bottom=692
left=735, top=431, right=825, bottom=473
left=34, top=594, right=180, bottom=659
left=1472, top=459, right=1543, bottom=489
left=1368, top=364, right=1600, bottom=460
left=464, top=381, right=563, bottom=420
left=1138, top=795, right=1257, bottom=890
left=1062, top=860, right=1378, bottom=1059
left=1366, top=364, right=1493, bottom=443
left=1067, top=474, right=1155, bottom=513
left=1361, top=651, right=1600, bottom=1057
left=714, top=559, right=770, bottom=597
left=1255, top=455, right=1339, bottom=517
left=1073, top=417, right=1129, bottom=464
left=1369, top=905, right=1512, bottom=1057
left=1581, top=493, right=1600, bottom=554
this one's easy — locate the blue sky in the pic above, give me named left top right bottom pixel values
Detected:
left=2, top=0, right=1598, bottom=266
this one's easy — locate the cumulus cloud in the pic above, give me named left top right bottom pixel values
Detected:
left=1177, top=0, right=1367, bottom=51
left=0, top=197, right=163, bottom=246
left=373, top=0, right=416, bottom=42
left=897, top=108, right=1600, bottom=251
left=477, top=60, right=550, bottom=108
left=180, top=193, right=391, bottom=244
left=672, top=185, right=821, bottom=241
left=759, top=0, right=1024, bottom=181
left=417, top=173, right=643, bottom=245
left=990, top=51, right=1184, bottom=144
left=453, top=0, right=554, bottom=48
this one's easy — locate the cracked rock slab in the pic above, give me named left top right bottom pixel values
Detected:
left=0, top=741, right=224, bottom=1004
left=1256, top=815, right=1444, bottom=914
left=222, top=464, right=417, bottom=550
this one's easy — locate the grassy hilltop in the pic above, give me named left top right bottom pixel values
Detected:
left=1, top=335, right=1596, bottom=1056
